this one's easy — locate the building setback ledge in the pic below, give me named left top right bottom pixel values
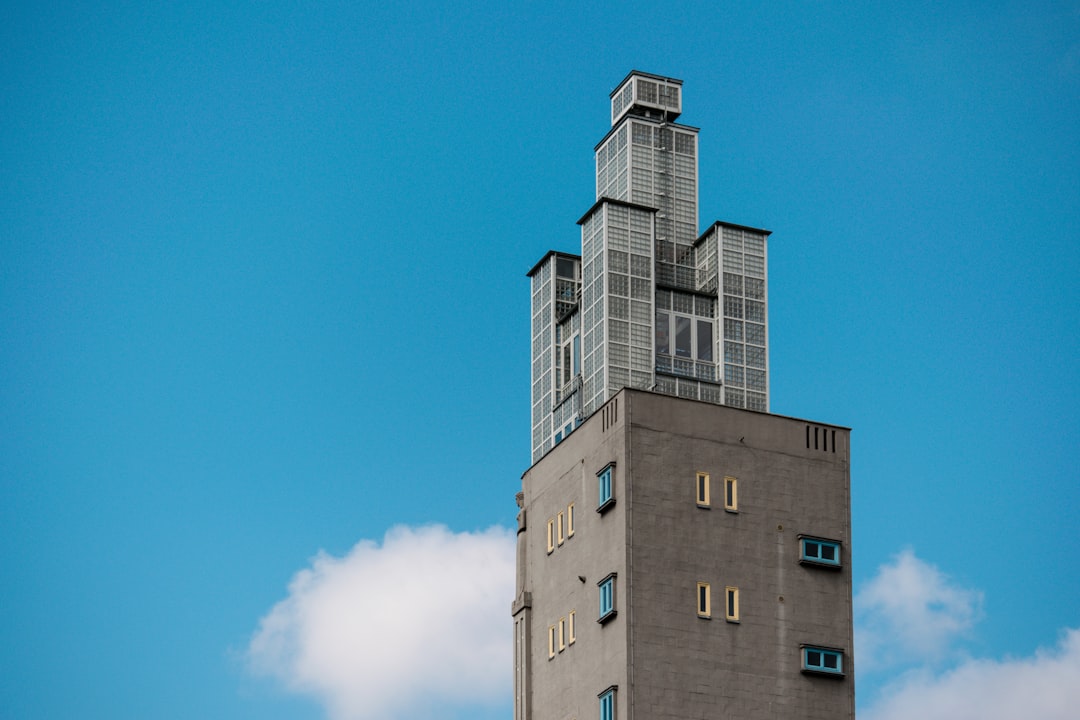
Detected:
left=693, top=219, right=773, bottom=247
left=576, top=196, right=658, bottom=226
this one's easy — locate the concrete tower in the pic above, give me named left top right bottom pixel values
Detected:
left=515, top=72, right=854, bottom=720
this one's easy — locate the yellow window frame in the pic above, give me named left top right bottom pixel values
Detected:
left=696, top=472, right=710, bottom=507
left=697, top=582, right=711, bottom=617
left=725, top=586, right=740, bottom=622
left=724, top=476, right=738, bottom=512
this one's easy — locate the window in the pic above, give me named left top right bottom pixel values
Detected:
left=598, top=574, right=616, bottom=622
left=724, top=476, right=738, bottom=512
left=696, top=582, right=711, bottom=617
left=800, top=537, right=842, bottom=567
left=696, top=472, right=710, bottom=507
left=597, top=464, right=615, bottom=511
left=568, top=610, right=576, bottom=644
left=725, top=586, right=739, bottom=622
left=557, top=512, right=565, bottom=546
left=558, top=617, right=566, bottom=651
left=802, top=646, right=844, bottom=675
left=567, top=503, right=575, bottom=537
left=547, top=519, right=555, bottom=554
left=599, top=687, right=616, bottom=720
left=548, top=625, right=556, bottom=659
left=656, top=312, right=715, bottom=363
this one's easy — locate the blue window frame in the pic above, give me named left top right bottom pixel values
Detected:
left=597, top=464, right=614, bottom=510
left=802, top=646, right=844, bottom=675
left=800, top=537, right=841, bottom=567
left=599, top=687, right=616, bottom=720
left=598, top=574, right=616, bottom=621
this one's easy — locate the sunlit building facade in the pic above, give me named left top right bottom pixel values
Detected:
left=516, top=72, right=854, bottom=720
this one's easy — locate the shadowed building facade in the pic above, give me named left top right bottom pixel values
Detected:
left=514, top=72, right=854, bottom=720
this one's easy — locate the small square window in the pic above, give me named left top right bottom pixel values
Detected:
left=800, top=537, right=842, bottom=567
left=557, top=512, right=565, bottom=546
left=547, top=519, right=555, bottom=554
left=568, top=610, right=576, bottom=644
left=548, top=625, right=556, bottom=659
left=802, top=646, right=844, bottom=675
left=598, top=574, right=616, bottom=622
left=696, top=582, right=711, bottom=617
left=558, top=617, right=566, bottom=651
left=696, top=472, right=710, bottom=507
left=567, top=503, right=575, bottom=537
left=725, top=586, right=739, bottom=622
left=724, top=476, right=738, bottom=512
left=597, top=464, right=615, bottom=512
left=599, top=687, right=616, bottom=720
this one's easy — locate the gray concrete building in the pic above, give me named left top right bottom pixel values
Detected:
left=515, top=72, right=854, bottom=720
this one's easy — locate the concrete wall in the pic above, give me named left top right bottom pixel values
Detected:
left=624, top=390, right=853, bottom=720
left=517, top=389, right=854, bottom=720
left=519, top=394, right=630, bottom=720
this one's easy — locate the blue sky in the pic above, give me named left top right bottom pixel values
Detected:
left=2, top=1, right=1078, bottom=718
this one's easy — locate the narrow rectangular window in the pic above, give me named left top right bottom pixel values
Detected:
left=558, top=617, right=566, bottom=651
left=802, top=646, right=844, bottom=675
left=800, top=537, right=842, bottom=567
left=725, top=586, right=739, bottom=622
left=548, top=625, right=556, bottom=659
left=696, top=472, right=710, bottom=507
left=675, top=315, right=692, bottom=358
left=697, top=319, right=713, bottom=362
left=567, top=503, right=575, bottom=537
left=597, top=465, right=614, bottom=510
left=656, top=311, right=670, bottom=355
left=724, top=476, right=738, bottom=512
left=696, top=582, right=711, bottom=617
left=599, top=687, right=616, bottom=720
left=557, top=512, right=565, bottom=545
left=547, top=519, right=555, bottom=554
left=598, top=574, right=616, bottom=622
left=568, top=610, right=576, bottom=644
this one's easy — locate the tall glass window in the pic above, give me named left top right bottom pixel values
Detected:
left=599, top=688, right=616, bottom=720
left=597, top=465, right=614, bottom=509
left=598, top=575, right=616, bottom=620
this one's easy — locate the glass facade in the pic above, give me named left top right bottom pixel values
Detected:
left=528, top=72, right=770, bottom=462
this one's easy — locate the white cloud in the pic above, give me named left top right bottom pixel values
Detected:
left=855, top=548, right=983, bottom=671
left=247, top=524, right=516, bottom=720
left=861, top=628, right=1080, bottom=720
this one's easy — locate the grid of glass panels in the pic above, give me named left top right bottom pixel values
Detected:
left=580, top=201, right=656, bottom=417
left=627, top=120, right=698, bottom=289
left=531, top=75, right=774, bottom=463
left=580, top=207, right=607, bottom=416
left=596, top=125, right=628, bottom=200
left=530, top=258, right=555, bottom=463
left=610, top=73, right=682, bottom=125
left=695, top=230, right=719, bottom=294
left=719, top=226, right=769, bottom=412
left=604, top=204, right=655, bottom=398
